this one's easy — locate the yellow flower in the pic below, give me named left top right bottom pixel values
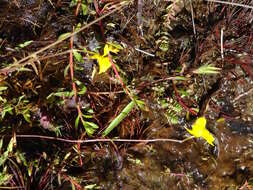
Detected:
left=186, top=117, right=215, bottom=146
left=103, top=44, right=120, bottom=56
left=90, top=54, right=111, bottom=74
left=90, top=43, right=121, bottom=74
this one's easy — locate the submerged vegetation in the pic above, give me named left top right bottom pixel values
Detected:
left=0, top=0, right=253, bottom=189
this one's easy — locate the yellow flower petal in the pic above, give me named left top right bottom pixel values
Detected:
left=202, top=130, right=215, bottom=146
left=103, top=44, right=120, bottom=56
left=97, top=56, right=111, bottom=74
left=186, top=127, right=202, bottom=137
left=192, top=117, right=206, bottom=130
left=103, top=44, right=110, bottom=56
left=186, top=117, right=215, bottom=146
left=89, top=43, right=122, bottom=74
left=90, top=54, right=100, bottom=60
left=108, top=45, right=120, bottom=54
left=90, top=53, right=112, bottom=74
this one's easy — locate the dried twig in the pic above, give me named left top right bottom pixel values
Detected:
left=205, top=0, right=253, bottom=9
left=0, top=187, right=25, bottom=189
left=221, top=27, right=224, bottom=60
left=233, top=88, right=253, bottom=102
left=135, top=48, right=155, bottom=57
left=189, top=0, right=196, bottom=37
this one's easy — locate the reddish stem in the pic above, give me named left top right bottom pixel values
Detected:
left=108, top=53, right=132, bottom=98
left=93, top=0, right=106, bottom=42
left=172, top=81, right=197, bottom=116
left=75, top=0, right=81, bottom=16
left=69, top=27, right=83, bottom=166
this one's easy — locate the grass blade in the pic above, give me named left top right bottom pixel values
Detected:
left=103, top=100, right=135, bottom=136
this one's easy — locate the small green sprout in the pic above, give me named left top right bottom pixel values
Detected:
left=17, top=40, right=33, bottom=49
left=193, top=64, right=221, bottom=75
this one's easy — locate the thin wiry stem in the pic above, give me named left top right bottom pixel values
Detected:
left=233, top=88, right=253, bottom=102
left=189, top=0, right=196, bottom=37
left=221, top=27, right=224, bottom=61
left=88, top=90, right=124, bottom=95
left=108, top=53, right=133, bottom=99
left=205, top=0, right=253, bottom=9
left=134, top=48, right=155, bottom=57
left=11, top=135, right=195, bottom=144
left=75, top=0, right=82, bottom=16
left=0, top=187, right=25, bottom=189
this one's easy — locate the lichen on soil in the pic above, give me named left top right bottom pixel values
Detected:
left=0, top=0, right=253, bottom=189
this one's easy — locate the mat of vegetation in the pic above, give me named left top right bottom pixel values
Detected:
left=0, top=0, right=253, bottom=189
